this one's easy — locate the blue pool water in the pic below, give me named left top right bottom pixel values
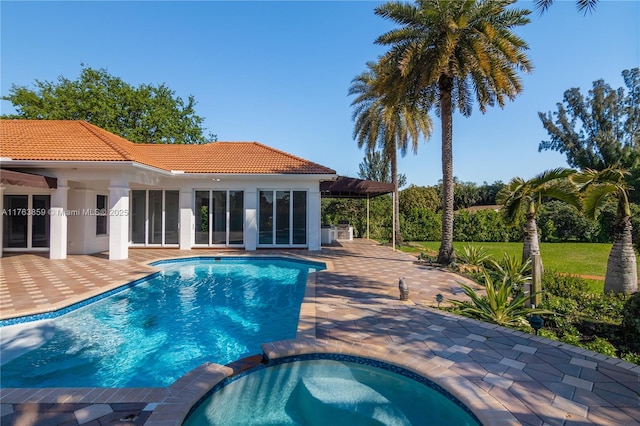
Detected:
left=0, top=257, right=323, bottom=388
left=184, top=355, right=481, bottom=426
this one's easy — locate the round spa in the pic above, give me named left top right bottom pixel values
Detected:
left=184, top=354, right=481, bottom=426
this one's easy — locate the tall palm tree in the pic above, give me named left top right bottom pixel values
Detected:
left=497, top=168, right=580, bottom=270
left=349, top=61, right=432, bottom=246
left=375, top=0, right=533, bottom=264
left=572, top=167, right=638, bottom=294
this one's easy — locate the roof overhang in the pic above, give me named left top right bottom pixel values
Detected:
left=320, top=176, right=394, bottom=198
left=0, top=160, right=172, bottom=175
left=0, top=169, right=58, bottom=189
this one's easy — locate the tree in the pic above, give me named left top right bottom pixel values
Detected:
left=349, top=61, right=432, bottom=246
left=497, top=168, right=580, bottom=270
left=375, top=0, right=532, bottom=264
left=477, top=181, right=506, bottom=206
left=572, top=167, right=638, bottom=294
left=399, top=185, right=440, bottom=213
left=538, top=68, right=640, bottom=202
left=537, top=200, right=598, bottom=242
left=453, top=179, right=480, bottom=210
left=2, top=65, right=214, bottom=144
left=358, top=149, right=407, bottom=188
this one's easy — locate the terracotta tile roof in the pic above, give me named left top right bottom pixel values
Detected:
left=136, top=142, right=334, bottom=174
left=0, top=120, right=335, bottom=175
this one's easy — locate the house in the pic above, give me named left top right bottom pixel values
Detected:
left=0, top=120, right=336, bottom=260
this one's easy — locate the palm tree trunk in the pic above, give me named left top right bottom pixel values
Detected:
left=391, top=148, right=403, bottom=246
left=604, top=215, right=638, bottom=294
left=438, top=76, right=455, bottom=265
left=522, top=212, right=543, bottom=271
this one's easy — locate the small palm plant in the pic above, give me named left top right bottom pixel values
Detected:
left=497, top=168, right=580, bottom=270
left=571, top=167, right=638, bottom=294
left=489, top=253, right=532, bottom=293
left=451, top=271, right=552, bottom=328
left=458, top=245, right=493, bottom=268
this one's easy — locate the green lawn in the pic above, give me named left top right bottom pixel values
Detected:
left=402, top=241, right=618, bottom=277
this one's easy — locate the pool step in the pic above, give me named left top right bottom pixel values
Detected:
left=294, top=376, right=411, bottom=426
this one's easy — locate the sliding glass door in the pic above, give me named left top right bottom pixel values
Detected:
left=130, top=190, right=179, bottom=246
left=194, top=190, right=244, bottom=246
left=2, top=194, right=50, bottom=250
left=258, top=190, right=307, bottom=246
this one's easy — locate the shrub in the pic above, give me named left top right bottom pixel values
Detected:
left=542, top=296, right=578, bottom=317
left=584, top=337, right=618, bottom=357
left=581, top=292, right=628, bottom=323
left=538, top=328, right=559, bottom=341
left=542, top=276, right=628, bottom=324
left=542, top=271, right=590, bottom=300
left=453, top=209, right=517, bottom=242
left=401, top=208, right=441, bottom=242
left=622, top=351, right=640, bottom=364
left=559, top=326, right=582, bottom=346
left=622, top=292, right=640, bottom=338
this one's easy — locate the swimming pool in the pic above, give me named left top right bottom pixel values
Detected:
left=0, top=257, right=323, bottom=388
left=184, top=354, right=481, bottom=425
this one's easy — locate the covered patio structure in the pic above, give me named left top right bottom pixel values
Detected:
left=320, top=176, right=396, bottom=247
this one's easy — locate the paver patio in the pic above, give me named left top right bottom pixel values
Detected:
left=1, top=240, right=639, bottom=425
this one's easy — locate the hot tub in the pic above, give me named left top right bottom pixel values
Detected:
left=183, top=354, right=481, bottom=425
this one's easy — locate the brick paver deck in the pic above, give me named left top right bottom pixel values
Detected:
left=1, top=240, right=639, bottom=425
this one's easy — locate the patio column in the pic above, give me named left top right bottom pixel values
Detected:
left=244, top=189, right=257, bottom=251
left=179, top=188, right=192, bottom=250
left=49, top=185, right=69, bottom=259
left=308, top=190, right=321, bottom=250
left=108, top=185, right=129, bottom=260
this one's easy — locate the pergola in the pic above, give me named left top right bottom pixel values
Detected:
left=319, top=176, right=397, bottom=249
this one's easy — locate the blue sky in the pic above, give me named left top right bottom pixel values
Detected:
left=1, top=1, right=638, bottom=187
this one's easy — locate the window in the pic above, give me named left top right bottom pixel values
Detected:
left=258, top=190, right=307, bottom=246
left=129, top=190, right=179, bottom=246
left=259, top=191, right=273, bottom=245
left=293, top=191, right=307, bottom=245
left=229, top=191, right=244, bottom=244
left=195, top=191, right=209, bottom=244
left=131, top=190, right=146, bottom=244
left=194, top=190, right=244, bottom=246
left=211, top=191, right=226, bottom=244
left=2, top=194, right=50, bottom=249
left=96, top=195, right=108, bottom=235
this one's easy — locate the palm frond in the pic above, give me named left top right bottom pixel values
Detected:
left=529, top=167, right=575, bottom=188
left=582, top=184, right=617, bottom=219
left=497, top=177, right=526, bottom=224
left=533, top=0, right=553, bottom=14
left=542, top=184, right=581, bottom=210
left=577, top=0, right=598, bottom=14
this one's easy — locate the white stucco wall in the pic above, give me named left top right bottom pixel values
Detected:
left=1, top=163, right=330, bottom=258
left=67, top=187, right=110, bottom=255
